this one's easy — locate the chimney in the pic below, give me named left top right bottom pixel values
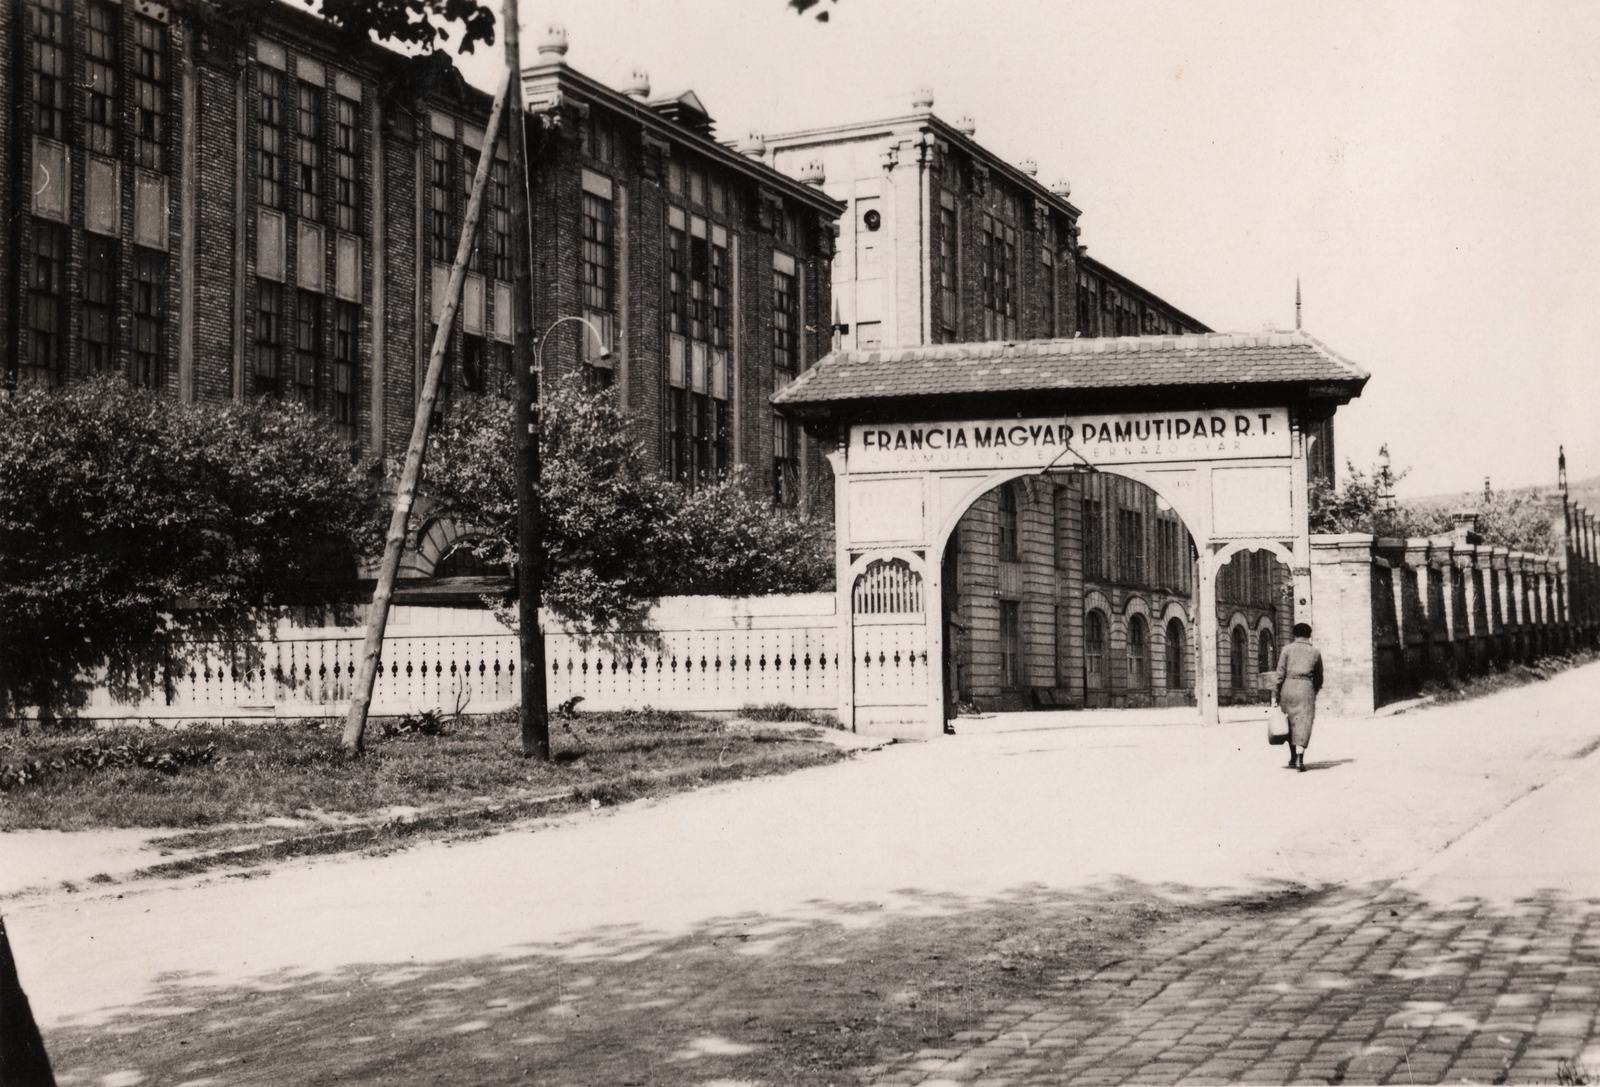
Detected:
left=1451, top=512, right=1481, bottom=544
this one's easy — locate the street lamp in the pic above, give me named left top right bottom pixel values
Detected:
left=515, top=313, right=611, bottom=762
left=534, top=315, right=612, bottom=380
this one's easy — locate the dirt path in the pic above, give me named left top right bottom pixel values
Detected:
left=15, top=662, right=1600, bottom=1085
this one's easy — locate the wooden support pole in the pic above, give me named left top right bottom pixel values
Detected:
left=340, top=73, right=511, bottom=755
left=505, top=3, right=550, bottom=760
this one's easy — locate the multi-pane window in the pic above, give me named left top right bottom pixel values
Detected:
left=489, top=155, right=510, bottom=280
left=84, top=237, right=118, bottom=373
left=581, top=192, right=612, bottom=313
left=1042, top=242, right=1057, bottom=338
left=1127, top=615, right=1149, bottom=688
left=259, top=68, right=283, bottom=208
left=430, top=136, right=453, bottom=261
left=999, top=601, right=1021, bottom=688
left=773, top=262, right=797, bottom=373
left=1077, top=272, right=1095, bottom=336
left=938, top=197, right=958, bottom=342
left=711, top=238, right=729, bottom=348
left=1085, top=610, right=1106, bottom=686
left=773, top=412, right=799, bottom=507
left=1155, top=518, right=1187, bottom=590
left=334, top=96, right=358, bottom=232
left=255, top=280, right=283, bottom=394
left=333, top=301, right=357, bottom=438
left=1117, top=508, right=1145, bottom=585
left=980, top=213, right=1017, bottom=341
left=32, top=0, right=67, bottom=141
left=1082, top=498, right=1104, bottom=579
left=26, top=221, right=67, bottom=383
left=689, top=227, right=709, bottom=342
left=998, top=483, right=1019, bottom=562
left=296, top=83, right=322, bottom=221
left=1230, top=626, right=1247, bottom=689
left=667, top=218, right=687, bottom=335
left=132, top=249, right=166, bottom=388
left=133, top=16, right=166, bottom=170
left=461, top=144, right=485, bottom=271
left=294, top=290, right=321, bottom=405
left=1165, top=619, right=1186, bottom=689
left=1258, top=629, right=1276, bottom=675
left=461, top=334, right=486, bottom=393
left=85, top=3, right=120, bottom=155
left=580, top=112, right=616, bottom=164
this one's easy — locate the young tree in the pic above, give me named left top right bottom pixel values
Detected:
left=423, top=382, right=833, bottom=633
left=1310, top=453, right=1560, bottom=554
left=0, top=378, right=382, bottom=721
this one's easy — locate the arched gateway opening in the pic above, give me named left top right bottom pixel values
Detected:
left=773, top=332, right=1368, bottom=737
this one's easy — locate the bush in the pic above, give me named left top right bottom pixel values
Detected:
left=424, top=381, right=832, bottom=633
left=0, top=736, right=218, bottom=791
left=0, top=377, right=381, bottom=720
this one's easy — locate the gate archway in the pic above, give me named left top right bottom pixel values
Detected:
left=775, top=332, right=1368, bottom=737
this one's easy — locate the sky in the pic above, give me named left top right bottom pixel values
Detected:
left=446, top=0, right=1600, bottom=499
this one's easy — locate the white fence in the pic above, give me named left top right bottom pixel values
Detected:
left=73, top=595, right=839, bottom=723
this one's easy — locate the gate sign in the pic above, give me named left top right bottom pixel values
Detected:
left=850, top=408, right=1291, bottom=472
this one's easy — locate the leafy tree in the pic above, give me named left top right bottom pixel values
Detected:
left=1310, top=453, right=1560, bottom=554
left=295, top=0, right=497, bottom=53
left=423, top=382, right=832, bottom=634
left=0, top=378, right=382, bottom=721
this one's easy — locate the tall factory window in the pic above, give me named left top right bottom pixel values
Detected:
left=85, top=3, right=120, bottom=155
left=83, top=237, right=118, bottom=373
left=32, top=0, right=67, bottom=141
left=133, top=15, right=167, bottom=170
left=258, top=68, right=284, bottom=209
left=132, top=249, right=166, bottom=388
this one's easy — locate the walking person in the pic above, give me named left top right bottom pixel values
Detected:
left=1274, top=622, right=1323, bottom=772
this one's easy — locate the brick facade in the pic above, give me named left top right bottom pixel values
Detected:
left=2, top=4, right=841, bottom=579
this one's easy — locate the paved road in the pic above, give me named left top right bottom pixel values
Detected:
left=10, top=665, right=1600, bottom=1084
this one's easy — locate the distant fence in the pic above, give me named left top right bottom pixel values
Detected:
left=72, top=594, right=840, bottom=724
left=1311, top=503, right=1600, bottom=716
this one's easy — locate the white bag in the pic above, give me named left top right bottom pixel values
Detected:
left=1267, top=700, right=1290, bottom=745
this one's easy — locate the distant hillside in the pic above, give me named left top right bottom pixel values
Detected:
left=1404, top=474, right=1600, bottom=516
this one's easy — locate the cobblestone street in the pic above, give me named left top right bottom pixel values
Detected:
left=871, top=886, right=1600, bottom=1086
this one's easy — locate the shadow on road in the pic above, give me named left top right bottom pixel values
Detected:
left=39, top=879, right=1600, bottom=1086
left=1301, top=758, right=1356, bottom=772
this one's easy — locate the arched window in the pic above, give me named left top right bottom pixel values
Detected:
left=1258, top=628, right=1276, bottom=675
left=435, top=542, right=509, bottom=578
left=1165, top=618, right=1186, bottom=688
left=1085, top=609, right=1107, bottom=689
left=998, top=483, right=1019, bottom=561
left=1230, top=625, right=1247, bottom=689
left=1127, top=613, right=1148, bottom=688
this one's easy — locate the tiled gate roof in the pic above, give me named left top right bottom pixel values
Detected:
left=772, top=331, right=1368, bottom=410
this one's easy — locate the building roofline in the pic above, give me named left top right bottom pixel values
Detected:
left=761, top=110, right=1081, bottom=220
left=521, top=62, right=844, bottom=217
left=1081, top=256, right=1213, bottom=334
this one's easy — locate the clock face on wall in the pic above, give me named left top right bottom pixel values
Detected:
left=862, top=209, right=882, bottom=231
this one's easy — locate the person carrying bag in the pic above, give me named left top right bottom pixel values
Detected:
left=1273, top=622, right=1323, bottom=772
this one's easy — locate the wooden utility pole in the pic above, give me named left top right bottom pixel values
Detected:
left=340, top=73, right=510, bottom=755
left=504, top=0, right=550, bottom=760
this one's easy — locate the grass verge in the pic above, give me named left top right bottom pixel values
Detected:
left=1419, top=648, right=1598, bottom=706
left=0, top=710, right=846, bottom=854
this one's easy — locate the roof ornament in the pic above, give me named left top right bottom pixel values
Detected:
left=912, top=86, right=934, bottom=111
left=622, top=68, right=651, bottom=99
left=1051, top=178, right=1072, bottom=198
left=955, top=114, right=976, bottom=136
left=536, top=23, right=568, bottom=65
left=799, top=159, right=826, bottom=186
left=1017, top=158, right=1037, bottom=176
left=737, top=131, right=765, bottom=158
